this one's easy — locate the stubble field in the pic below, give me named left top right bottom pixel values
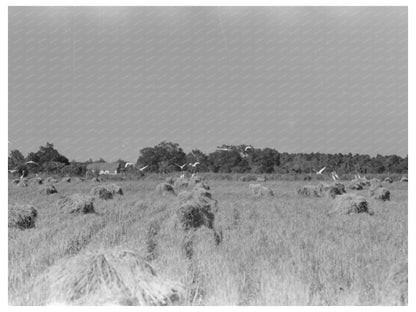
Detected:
left=8, top=175, right=408, bottom=305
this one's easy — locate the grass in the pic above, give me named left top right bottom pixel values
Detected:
left=8, top=175, right=408, bottom=305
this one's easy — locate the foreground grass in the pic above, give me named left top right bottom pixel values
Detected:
left=8, top=177, right=407, bottom=305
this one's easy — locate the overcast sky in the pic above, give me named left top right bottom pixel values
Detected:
left=8, top=6, right=407, bottom=162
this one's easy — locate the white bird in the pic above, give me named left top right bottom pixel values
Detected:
left=189, top=162, right=200, bottom=168
left=175, top=163, right=188, bottom=178
left=124, top=162, right=134, bottom=168
left=138, top=165, right=149, bottom=172
left=8, top=169, right=17, bottom=173
left=244, top=146, right=253, bottom=152
left=25, top=161, right=39, bottom=165
left=331, top=171, right=339, bottom=181
left=175, top=163, right=187, bottom=170
left=217, top=147, right=231, bottom=152
left=314, top=167, right=326, bottom=175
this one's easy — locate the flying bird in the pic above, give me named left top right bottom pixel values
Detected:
left=331, top=171, right=340, bottom=181
left=124, top=162, right=134, bottom=168
left=175, top=163, right=187, bottom=170
left=244, top=146, right=253, bottom=152
left=138, top=165, right=149, bottom=172
left=8, top=169, right=17, bottom=173
left=25, top=161, right=39, bottom=165
left=314, top=167, right=326, bottom=175
left=189, top=162, right=200, bottom=168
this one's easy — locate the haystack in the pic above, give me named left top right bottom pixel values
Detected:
left=297, top=185, right=322, bottom=197
left=176, top=186, right=218, bottom=230
left=326, top=183, right=346, bottom=199
left=45, top=177, right=59, bottom=184
left=384, top=177, right=393, bottom=183
left=90, top=186, right=113, bottom=200
left=156, top=183, right=176, bottom=196
left=57, top=194, right=95, bottom=214
left=370, top=187, right=391, bottom=201
left=91, top=177, right=101, bottom=182
left=32, top=248, right=184, bottom=305
left=370, top=178, right=382, bottom=188
left=8, top=203, right=38, bottom=230
left=249, top=184, right=274, bottom=197
left=348, top=182, right=363, bottom=190
left=239, top=175, right=257, bottom=182
left=189, top=176, right=202, bottom=185
left=173, top=178, right=189, bottom=192
left=39, top=184, right=58, bottom=195
left=106, top=183, right=123, bottom=195
left=328, top=194, right=372, bottom=215
left=351, top=179, right=370, bottom=187
left=400, top=176, right=408, bottom=182
left=12, top=179, right=20, bottom=184
left=257, top=176, right=267, bottom=182
left=28, top=177, right=43, bottom=186
left=17, top=180, right=28, bottom=188
left=61, top=177, right=71, bottom=183
left=165, top=177, right=175, bottom=185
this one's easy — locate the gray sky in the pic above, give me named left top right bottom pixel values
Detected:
left=8, top=7, right=407, bottom=162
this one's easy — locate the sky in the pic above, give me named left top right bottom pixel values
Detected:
left=8, top=6, right=407, bottom=162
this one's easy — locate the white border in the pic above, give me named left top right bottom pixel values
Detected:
left=2, top=1, right=412, bottom=311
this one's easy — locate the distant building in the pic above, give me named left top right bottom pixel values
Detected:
left=86, top=161, right=123, bottom=176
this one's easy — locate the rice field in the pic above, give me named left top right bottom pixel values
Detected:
left=8, top=175, right=408, bottom=305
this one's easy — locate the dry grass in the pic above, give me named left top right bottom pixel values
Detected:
left=30, top=248, right=184, bottom=305
left=9, top=203, right=38, bottom=229
left=8, top=176, right=408, bottom=305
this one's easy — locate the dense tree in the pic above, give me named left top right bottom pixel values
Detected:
left=8, top=149, right=25, bottom=169
left=136, top=141, right=187, bottom=173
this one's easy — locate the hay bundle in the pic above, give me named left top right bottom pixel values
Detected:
left=28, top=177, right=43, bottom=186
left=17, top=180, right=28, bottom=188
left=165, top=177, right=175, bottom=185
left=173, top=178, right=189, bottom=191
left=12, top=179, right=20, bottom=184
left=90, top=186, right=113, bottom=200
left=257, top=176, right=267, bottom=182
left=57, top=194, right=95, bottom=214
left=348, top=182, right=363, bottom=190
left=239, top=175, right=257, bottom=182
left=249, top=184, right=274, bottom=197
left=384, top=177, right=393, bottom=183
left=370, top=187, right=391, bottom=201
left=194, top=181, right=210, bottom=190
left=176, top=186, right=218, bottom=229
left=297, top=185, right=322, bottom=197
left=400, top=176, right=408, bottom=182
left=91, top=177, right=101, bottom=182
left=381, top=260, right=408, bottom=305
left=106, top=183, right=123, bottom=195
left=155, top=183, right=176, bottom=196
left=61, top=177, right=71, bottom=183
left=32, top=248, right=184, bottom=305
left=189, top=176, right=202, bottom=185
left=370, top=178, right=382, bottom=188
left=8, top=203, right=38, bottom=229
left=45, top=177, right=59, bottom=184
left=40, top=184, right=58, bottom=195
left=329, top=194, right=372, bottom=215
left=326, top=183, right=346, bottom=199
left=303, top=175, right=312, bottom=181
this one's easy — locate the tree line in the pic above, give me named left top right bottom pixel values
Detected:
left=8, top=141, right=408, bottom=175
left=8, top=141, right=408, bottom=177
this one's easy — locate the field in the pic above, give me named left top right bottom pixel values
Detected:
left=8, top=175, right=408, bottom=305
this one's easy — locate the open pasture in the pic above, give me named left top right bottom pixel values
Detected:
left=8, top=176, right=407, bottom=305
